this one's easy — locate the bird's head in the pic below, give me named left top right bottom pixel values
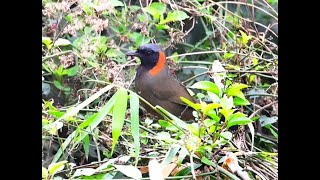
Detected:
left=126, top=44, right=167, bottom=76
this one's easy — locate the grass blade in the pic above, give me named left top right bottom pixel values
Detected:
left=52, top=94, right=116, bottom=163
left=111, top=88, right=128, bottom=155
left=57, top=84, right=114, bottom=121
left=130, top=92, right=140, bottom=166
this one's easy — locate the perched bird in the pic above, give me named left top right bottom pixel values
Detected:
left=126, top=44, right=196, bottom=120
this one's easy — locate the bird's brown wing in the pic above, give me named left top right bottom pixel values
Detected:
left=151, top=77, right=196, bottom=106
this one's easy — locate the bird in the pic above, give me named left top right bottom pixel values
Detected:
left=126, top=43, right=196, bottom=120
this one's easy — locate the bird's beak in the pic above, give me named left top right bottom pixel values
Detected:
left=126, top=50, right=139, bottom=57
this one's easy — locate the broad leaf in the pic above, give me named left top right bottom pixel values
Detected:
left=114, top=165, right=142, bottom=179
left=227, top=113, right=253, bottom=128
left=144, top=2, right=166, bottom=20
left=190, top=81, right=220, bottom=95
left=160, top=10, right=189, bottom=24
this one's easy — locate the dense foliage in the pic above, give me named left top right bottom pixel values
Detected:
left=42, top=0, right=278, bottom=179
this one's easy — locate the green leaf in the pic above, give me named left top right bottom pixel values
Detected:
left=72, top=168, right=96, bottom=177
left=180, top=97, right=201, bottom=110
left=206, top=110, right=220, bottom=122
left=227, top=112, right=253, bottom=128
left=156, top=106, right=189, bottom=131
left=156, top=24, right=170, bottom=30
left=252, top=57, right=258, bottom=66
left=160, top=10, right=189, bottom=24
left=111, top=88, right=128, bottom=155
left=259, top=115, right=278, bottom=127
left=64, top=65, right=78, bottom=77
left=207, top=91, right=220, bottom=103
left=42, top=37, right=52, bottom=49
left=106, top=48, right=126, bottom=63
left=130, top=92, right=140, bottom=166
left=114, top=165, right=142, bottom=179
left=226, top=83, right=248, bottom=100
left=224, top=52, right=235, bottom=59
left=129, top=32, right=151, bottom=47
left=82, top=135, right=90, bottom=160
left=143, top=2, right=166, bottom=21
left=203, top=103, right=220, bottom=115
left=161, top=145, right=181, bottom=165
left=53, top=80, right=71, bottom=91
left=239, top=30, right=253, bottom=45
left=203, top=119, right=216, bottom=127
left=220, top=131, right=232, bottom=140
left=48, top=161, right=68, bottom=175
left=201, top=156, right=214, bottom=166
left=187, top=123, right=200, bottom=137
left=158, top=120, right=179, bottom=131
left=81, top=2, right=94, bottom=15
left=219, top=108, right=234, bottom=121
left=170, top=52, right=179, bottom=63
left=220, top=95, right=234, bottom=110
left=190, top=81, right=220, bottom=95
left=153, top=131, right=174, bottom=142
left=42, top=167, right=48, bottom=179
left=233, top=96, right=250, bottom=106
left=111, top=0, right=124, bottom=7
left=175, top=163, right=202, bottom=176
left=52, top=85, right=115, bottom=163
left=54, top=38, right=71, bottom=47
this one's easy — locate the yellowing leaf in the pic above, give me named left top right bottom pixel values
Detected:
left=239, top=30, right=253, bottom=45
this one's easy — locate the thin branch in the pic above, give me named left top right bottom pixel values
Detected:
left=249, top=101, right=278, bottom=118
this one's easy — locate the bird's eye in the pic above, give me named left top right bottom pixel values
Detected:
left=146, top=50, right=152, bottom=55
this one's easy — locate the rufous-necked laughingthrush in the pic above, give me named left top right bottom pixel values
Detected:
left=126, top=44, right=196, bottom=120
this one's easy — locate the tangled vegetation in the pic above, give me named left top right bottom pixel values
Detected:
left=42, top=0, right=278, bottom=179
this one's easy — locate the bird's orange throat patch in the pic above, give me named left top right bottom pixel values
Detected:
left=149, top=51, right=166, bottom=76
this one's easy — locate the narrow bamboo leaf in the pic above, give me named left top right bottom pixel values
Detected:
left=114, top=165, right=142, bottom=179
left=111, top=88, right=128, bottom=155
left=161, top=145, right=181, bottom=166
left=82, top=134, right=90, bottom=160
left=57, top=84, right=114, bottom=121
left=52, top=94, right=116, bottom=163
left=130, top=92, right=140, bottom=166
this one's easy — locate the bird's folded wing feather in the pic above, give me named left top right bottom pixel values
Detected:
left=151, top=78, right=195, bottom=106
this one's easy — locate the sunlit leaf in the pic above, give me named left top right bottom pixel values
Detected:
left=48, top=161, right=68, bottom=175
left=161, top=145, right=180, bottom=165
left=226, top=83, right=248, bottom=100
left=160, top=10, right=189, bottom=24
left=143, top=2, right=166, bottom=20
left=233, top=97, right=250, bottom=106
left=111, top=0, right=124, bottom=7
left=203, top=103, right=220, bottom=115
left=239, top=30, right=253, bottom=45
left=111, top=88, right=128, bottom=155
left=190, top=81, right=220, bottom=95
left=54, top=38, right=71, bottom=47
left=42, top=37, right=52, bottom=49
left=180, top=97, right=201, bottom=110
left=227, top=113, right=253, bottom=128
left=130, top=92, right=140, bottom=166
left=220, top=95, right=234, bottom=110
left=42, top=167, right=48, bottom=179
left=114, top=165, right=142, bottom=179
left=72, top=168, right=96, bottom=178
left=220, top=131, right=232, bottom=140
